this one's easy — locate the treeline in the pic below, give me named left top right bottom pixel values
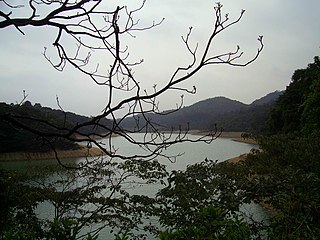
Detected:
left=231, top=56, right=320, bottom=238
left=267, top=57, right=320, bottom=136
left=0, top=101, right=112, bottom=153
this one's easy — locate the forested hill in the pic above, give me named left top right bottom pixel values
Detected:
left=121, top=90, right=283, bottom=132
left=0, top=91, right=282, bottom=153
left=0, top=101, right=112, bottom=153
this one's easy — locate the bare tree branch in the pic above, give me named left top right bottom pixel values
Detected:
left=0, top=1, right=263, bottom=163
left=0, top=1, right=264, bottom=237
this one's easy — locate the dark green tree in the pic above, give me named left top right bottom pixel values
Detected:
left=301, top=57, right=320, bottom=136
left=231, top=57, right=320, bottom=238
left=0, top=169, right=46, bottom=239
left=156, top=159, right=265, bottom=240
left=238, top=134, right=320, bottom=239
left=267, top=56, right=320, bottom=135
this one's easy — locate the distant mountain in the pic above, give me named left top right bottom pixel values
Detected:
left=250, top=90, right=283, bottom=106
left=212, top=91, right=284, bottom=132
left=120, top=91, right=284, bottom=133
left=121, top=97, right=247, bottom=131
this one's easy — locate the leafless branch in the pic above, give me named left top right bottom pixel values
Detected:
left=1, top=1, right=262, bottom=170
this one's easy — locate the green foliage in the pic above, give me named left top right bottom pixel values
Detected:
left=159, top=205, right=251, bottom=240
left=221, top=57, right=320, bottom=239
left=0, top=169, right=46, bottom=240
left=300, top=60, right=320, bottom=136
left=1, top=158, right=168, bottom=240
left=46, top=218, right=76, bottom=240
left=156, top=159, right=262, bottom=239
left=267, top=56, right=320, bottom=135
left=239, top=134, right=320, bottom=239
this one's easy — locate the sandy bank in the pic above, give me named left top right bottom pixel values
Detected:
left=225, top=153, right=249, bottom=164
left=192, top=131, right=257, bottom=144
left=0, top=146, right=105, bottom=162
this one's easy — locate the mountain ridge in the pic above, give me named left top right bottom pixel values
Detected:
left=121, top=90, right=284, bottom=132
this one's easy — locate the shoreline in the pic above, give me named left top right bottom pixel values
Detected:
left=224, top=152, right=276, bottom=216
left=0, top=131, right=256, bottom=162
left=192, top=131, right=258, bottom=144
left=225, top=153, right=249, bottom=164
left=0, top=146, right=104, bottom=162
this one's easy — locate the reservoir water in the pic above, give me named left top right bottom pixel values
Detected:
left=2, top=133, right=254, bottom=170
left=1, top=133, right=268, bottom=239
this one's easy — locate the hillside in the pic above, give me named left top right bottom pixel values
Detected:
left=0, top=91, right=283, bottom=153
left=212, top=91, right=284, bottom=132
left=0, top=101, right=112, bottom=153
left=250, top=91, right=283, bottom=106
left=120, top=91, right=283, bottom=132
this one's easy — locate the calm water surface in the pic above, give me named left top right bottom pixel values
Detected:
left=1, top=134, right=266, bottom=239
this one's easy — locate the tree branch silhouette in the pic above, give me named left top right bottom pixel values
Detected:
left=0, top=1, right=263, bottom=163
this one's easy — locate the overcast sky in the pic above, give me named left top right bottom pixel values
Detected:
left=1, top=0, right=320, bottom=116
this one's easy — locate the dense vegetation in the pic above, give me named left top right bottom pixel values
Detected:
left=1, top=57, right=319, bottom=239
left=267, top=57, right=320, bottom=136
left=156, top=57, right=320, bottom=239
left=248, top=56, right=320, bottom=238
left=0, top=101, right=112, bottom=153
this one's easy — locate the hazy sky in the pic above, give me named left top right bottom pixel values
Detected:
left=1, top=0, right=320, bottom=116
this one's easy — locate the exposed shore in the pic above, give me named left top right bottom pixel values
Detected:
left=192, top=131, right=258, bottom=144
left=225, top=153, right=249, bottom=164
left=0, top=146, right=104, bottom=162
